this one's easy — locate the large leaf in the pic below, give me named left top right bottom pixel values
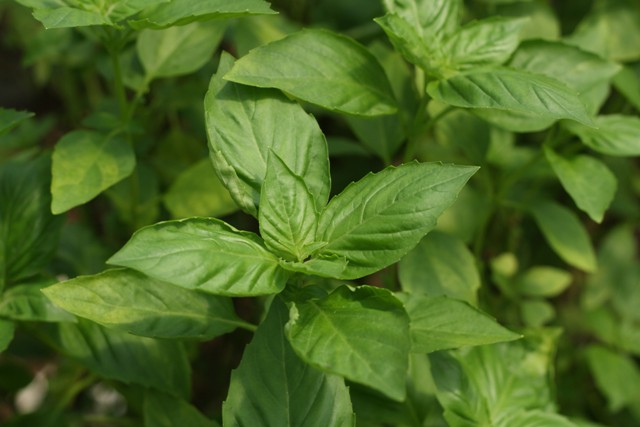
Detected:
left=54, top=320, right=190, bottom=399
left=564, top=115, right=640, bottom=157
left=0, top=319, right=14, bottom=353
left=224, top=29, right=397, bottom=116
left=259, top=152, right=319, bottom=261
left=51, top=130, right=136, bottom=214
left=529, top=200, right=597, bottom=272
left=224, top=298, right=354, bottom=427
left=0, top=108, right=34, bottom=136
left=443, top=17, right=527, bottom=69
left=398, top=231, right=480, bottom=304
left=43, top=269, right=246, bottom=339
left=137, top=21, right=226, bottom=81
left=397, top=293, right=520, bottom=353
left=586, top=345, right=640, bottom=412
left=427, top=67, right=594, bottom=127
left=108, top=217, right=289, bottom=296
left=315, top=162, right=477, bottom=280
left=0, top=280, right=75, bottom=323
left=205, top=52, right=330, bottom=217
left=286, top=285, right=411, bottom=401
left=130, top=0, right=276, bottom=29
left=382, top=0, right=461, bottom=42
left=0, top=157, right=63, bottom=289
left=145, top=390, right=220, bottom=427
left=544, top=147, right=616, bottom=223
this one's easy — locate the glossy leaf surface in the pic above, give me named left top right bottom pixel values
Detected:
left=108, top=218, right=289, bottom=296
left=225, top=29, right=397, bottom=116
left=224, top=298, right=355, bottom=427
left=286, top=285, right=411, bottom=401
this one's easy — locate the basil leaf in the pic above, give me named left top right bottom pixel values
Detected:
left=316, top=162, right=477, bottom=280
left=0, top=108, right=34, bottom=136
left=382, top=0, right=460, bottom=43
left=564, top=114, right=640, bottom=157
left=144, top=390, right=220, bottom=427
left=0, top=280, right=75, bottom=323
left=108, top=217, right=289, bottom=296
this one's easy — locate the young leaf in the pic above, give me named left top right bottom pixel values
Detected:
left=51, top=130, right=136, bottom=214
left=586, top=345, right=640, bottom=412
left=398, top=231, right=480, bottom=304
left=0, top=281, right=75, bottom=323
left=564, top=115, right=640, bottom=157
left=137, top=21, right=226, bottom=81
left=259, top=152, right=319, bottom=261
left=286, top=285, right=411, bottom=401
left=443, top=17, right=528, bottom=69
left=43, top=269, right=246, bottom=339
left=397, top=293, right=520, bottom=353
left=224, top=29, right=397, bottom=116
left=224, top=298, right=355, bottom=427
left=31, top=7, right=111, bottom=29
left=108, top=217, right=290, bottom=296
left=516, top=266, right=572, bottom=298
left=145, top=390, right=220, bottom=427
left=54, top=319, right=190, bottom=399
left=130, top=0, right=276, bottom=29
left=205, top=52, right=330, bottom=217
left=315, top=162, right=478, bottom=280
left=382, top=0, right=461, bottom=43
left=544, top=147, right=617, bottom=223
left=0, top=108, right=34, bottom=136
left=0, top=319, right=14, bottom=353
left=427, top=67, right=595, bottom=127
left=529, top=200, right=597, bottom=272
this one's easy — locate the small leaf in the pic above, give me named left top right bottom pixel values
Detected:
left=259, top=152, right=319, bottom=261
left=529, top=200, right=597, bottom=272
left=564, top=114, right=640, bottom=157
left=51, top=130, right=136, bottom=214
left=286, top=285, right=411, bottom=401
left=224, top=298, right=355, bottom=427
left=516, top=266, right=572, bottom=297
left=145, top=390, right=220, bottom=427
left=108, top=217, right=289, bottom=296
left=521, top=300, right=555, bottom=328
left=586, top=345, right=640, bottom=412
left=0, top=108, right=34, bottom=136
left=316, top=162, right=477, bottom=280
left=163, top=159, right=237, bottom=219
left=225, top=29, right=397, bottom=116
left=205, top=52, right=330, bottom=217
left=443, top=17, right=528, bottom=68
left=130, top=0, right=276, bottom=29
left=32, top=7, right=110, bottom=29
left=427, top=67, right=595, bottom=127
left=398, top=231, right=480, bottom=304
left=544, top=147, right=617, bottom=223
left=43, top=269, right=245, bottom=339
left=137, top=21, right=226, bottom=81
left=382, top=0, right=460, bottom=43
left=0, top=280, right=75, bottom=323
left=0, top=319, right=14, bottom=353
left=54, top=319, right=190, bottom=399
left=397, top=293, right=520, bottom=353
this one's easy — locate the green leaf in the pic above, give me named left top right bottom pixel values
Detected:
left=0, top=109, right=34, bottom=136
left=0, top=157, right=64, bottom=289
left=382, top=0, right=461, bottom=43
left=130, top=0, right=276, bottom=29
left=0, top=280, right=75, bottom=323
left=0, top=319, right=14, bottom=353
left=521, top=300, right=555, bottom=328
left=32, top=7, right=110, bottom=28
left=224, top=298, right=355, bottom=426
left=586, top=345, right=640, bottom=412
left=224, top=29, right=397, bottom=116
left=205, top=52, right=330, bottom=217
left=137, top=21, right=226, bottom=81
left=316, top=162, right=478, bottom=280
left=286, top=285, right=411, bottom=401
left=43, top=269, right=246, bottom=339
left=529, top=200, right=597, bottom=272
left=398, top=231, right=480, bottom=305
left=397, top=293, right=520, bottom=353
left=108, top=218, right=289, bottom=296
left=516, top=266, right=572, bottom=298
left=145, top=390, right=220, bottom=427
left=544, top=147, right=617, bottom=223
left=163, top=159, right=237, bottom=219
left=259, top=152, right=319, bottom=261
left=54, top=319, right=190, bottom=399
left=564, top=115, right=640, bottom=157
left=345, top=114, right=405, bottom=164
left=443, top=17, right=528, bottom=69
left=427, top=67, right=595, bottom=127
left=613, top=64, right=640, bottom=111
left=51, top=130, right=136, bottom=214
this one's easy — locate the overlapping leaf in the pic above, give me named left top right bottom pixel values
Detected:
left=0, top=280, right=75, bottom=323
left=145, top=390, right=220, bottom=427
left=108, top=217, right=289, bottom=296
left=565, top=115, right=640, bottom=156
left=382, top=0, right=461, bottom=42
